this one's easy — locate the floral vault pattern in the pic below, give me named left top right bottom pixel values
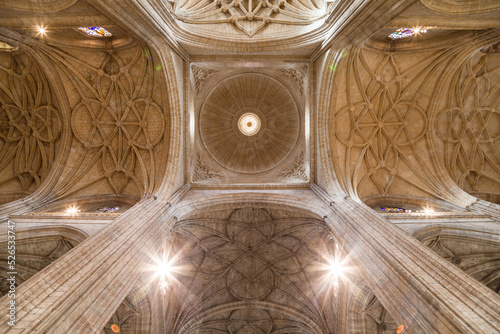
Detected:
left=436, top=53, right=500, bottom=197
left=0, top=52, right=61, bottom=196
left=333, top=46, right=435, bottom=199
left=53, top=44, right=166, bottom=197
left=165, top=208, right=336, bottom=333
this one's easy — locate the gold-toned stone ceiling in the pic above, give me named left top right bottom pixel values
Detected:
left=325, top=34, right=500, bottom=203
left=199, top=73, right=300, bottom=174
left=0, top=0, right=500, bottom=333
left=1, top=0, right=78, bottom=13
left=0, top=51, right=62, bottom=204
left=49, top=42, right=170, bottom=200
left=436, top=51, right=500, bottom=199
left=163, top=207, right=337, bottom=333
left=0, top=229, right=83, bottom=295
left=101, top=284, right=152, bottom=334
left=170, top=0, right=331, bottom=37
left=420, top=0, right=500, bottom=14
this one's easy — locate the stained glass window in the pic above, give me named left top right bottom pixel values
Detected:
left=95, top=206, right=120, bottom=213
left=381, top=207, right=411, bottom=213
left=78, top=27, right=112, bottom=38
left=388, top=28, right=427, bottom=40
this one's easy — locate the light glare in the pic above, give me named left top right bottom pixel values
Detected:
left=66, top=206, right=79, bottom=215
left=156, top=260, right=173, bottom=295
left=37, top=26, right=46, bottom=35
left=157, top=261, right=171, bottom=277
left=328, top=257, right=343, bottom=277
left=324, top=256, right=344, bottom=297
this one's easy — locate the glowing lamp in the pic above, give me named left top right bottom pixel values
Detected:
left=157, top=261, right=171, bottom=277
left=424, top=208, right=434, bottom=215
left=66, top=206, right=79, bottom=215
left=37, top=26, right=46, bottom=35
left=328, top=258, right=343, bottom=277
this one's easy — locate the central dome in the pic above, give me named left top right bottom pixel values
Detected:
left=199, top=73, right=300, bottom=174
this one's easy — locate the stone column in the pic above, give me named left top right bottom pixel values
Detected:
left=313, top=186, right=500, bottom=334
left=0, top=187, right=187, bottom=333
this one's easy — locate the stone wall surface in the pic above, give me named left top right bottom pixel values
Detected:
left=0, top=0, right=499, bottom=333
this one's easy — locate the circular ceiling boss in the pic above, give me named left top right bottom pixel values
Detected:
left=199, top=73, right=300, bottom=174
left=238, top=113, right=261, bottom=136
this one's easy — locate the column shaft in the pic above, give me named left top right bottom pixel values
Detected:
left=324, top=197, right=500, bottom=333
left=0, top=191, right=182, bottom=333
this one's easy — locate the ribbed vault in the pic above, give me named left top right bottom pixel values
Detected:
left=162, top=207, right=338, bottom=333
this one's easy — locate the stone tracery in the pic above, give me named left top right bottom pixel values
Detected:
left=364, top=295, right=398, bottom=334
left=436, top=52, right=500, bottom=199
left=171, top=0, right=330, bottom=37
left=0, top=233, right=79, bottom=296
left=164, top=207, right=337, bottom=333
left=420, top=0, right=500, bottom=14
left=49, top=44, right=167, bottom=198
left=0, top=52, right=61, bottom=202
left=332, top=46, right=438, bottom=199
left=180, top=303, right=319, bottom=333
left=0, top=0, right=499, bottom=333
left=101, top=285, right=152, bottom=334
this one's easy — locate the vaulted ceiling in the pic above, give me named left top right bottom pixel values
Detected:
left=0, top=0, right=499, bottom=333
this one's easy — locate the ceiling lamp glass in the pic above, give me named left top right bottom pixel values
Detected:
left=78, top=27, right=112, bottom=37
left=238, top=113, right=261, bottom=136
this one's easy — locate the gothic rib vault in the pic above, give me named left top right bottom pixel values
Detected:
left=0, top=0, right=499, bottom=333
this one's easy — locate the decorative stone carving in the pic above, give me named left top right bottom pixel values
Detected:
left=182, top=304, right=318, bottom=333
left=0, top=52, right=61, bottom=197
left=51, top=44, right=167, bottom=198
left=200, top=73, right=300, bottom=174
left=280, top=151, right=308, bottom=181
left=331, top=46, right=447, bottom=199
left=364, top=295, right=398, bottom=333
left=420, top=0, right=500, bottom=14
left=191, top=64, right=216, bottom=92
left=165, top=208, right=337, bottom=333
left=21, top=211, right=120, bottom=218
left=0, top=42, right=18, bottom=52
left=424, top=235, right=500, bottom=293
left=481, top=42, right=500, bottom=54
left=436, top=53, right=500, bottom=198
left=279, top=65, right=307, bottom=94
left=192, top=153, right=220, bottom=181
left=2, top=0, right=78, bottom=12
left=172, top=0, right=330, bottom=37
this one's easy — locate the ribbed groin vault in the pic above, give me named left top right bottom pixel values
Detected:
left=0, top=0, right=499, bottom=333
